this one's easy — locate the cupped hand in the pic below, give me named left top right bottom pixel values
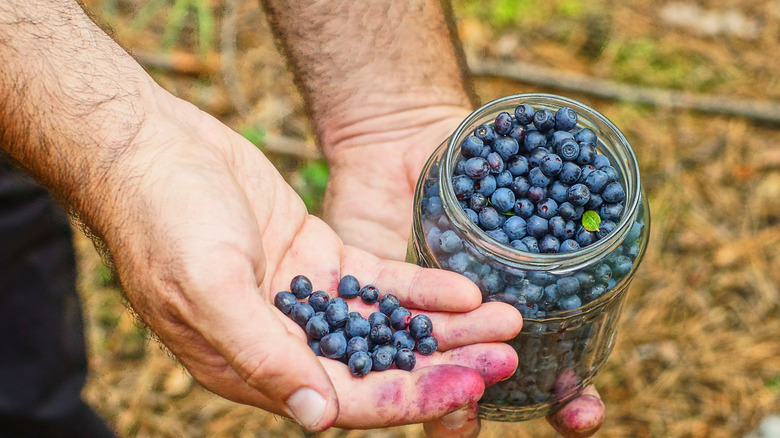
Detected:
left=323, top=107, right=606, bottom=437
left=81, top=90, right=524, bottom=432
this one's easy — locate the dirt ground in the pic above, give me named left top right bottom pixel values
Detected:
left=73, top=0, right=780, bottom=436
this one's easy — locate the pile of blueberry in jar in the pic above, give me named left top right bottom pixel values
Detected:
left=419, top=104, right=643, bottom=317
left=274, top=274, right=438, bottom=378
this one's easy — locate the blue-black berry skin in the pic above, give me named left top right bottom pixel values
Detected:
left=337, top=275, right=361, bottom=299
left=308, top=291, right=330, bottom=312
left=508, top=124, right=527, bottom=143
left=510, top=176, right=530, bottom=198
left=409, top=315, right=433, bottom=339
left=474, top=124, right=496, bottom=144
left=465, top=157, right=490, bottom=179
left=469, top=193, right=488, bottom=212
left=395, top=348, right=417, bottom=371
left=555, top=107, right=578, bottom=131
left=575, top=226, right=596, bottom=247
left=461, top=135, right=484, bottom=158
left=494, top=112, right=514, bottom=135
left=486, top=229, right=510, bottom=244
left=346, top=315, right=371, bottom=339
left=585, top=193, right=603, bottom=210
left=584, top=170, right=609, bottom=194
left=439, top=230, right=463, bottom=253
left=524, top=130, right=547, bottom=151
left=305, top=315, right=330, bottom=340
left=372, top=345, right=397, bottom=371
left=378, top=294, right=401, bottom=316
left=557, top=276, right=581, bottom=296
left=514, top=198, right=535, bottom=218
left=309, top=340, right=321, bottom=356
left=346, top=336, right=369, bottom=357
left=474, top=175, right=497, bottom=198
left=493, top=136, right=520, bottom=160
left=325, top=298, right=349, bottom=328
left=576, top=144, right=596, bottom=166
left=597, top=220, right=617, bottom=239
left=602, top=166, right=619, bottom=183
left=514, top=103, right=535, bottom=124
left=533, top=109, right=555, bottom=132
left=536, top=198, right=558, bottom=219
left=540, top=154, right=563, bottom=177
left=520, top=236, right=540, bottom=252
left=490, top=188, right=516, bottom=214
left=559, top=239, right=581, bottom=252
left=567, top=184, right=591, bottom=206
left=479, top=206, right=502, bottom=230
left=507, top=155, right=529, bottom=176
left=503, top=216, right=527, bottom=241
left=549, top=180, right=569, bottom=204
left=370, top=323, right=393, bottom=345
left=548, top=216, right=567, bottom=239
left=539, top=234, right=561, bottom=253
left=291, top=302, right=315, bottom=326
left=495, top=170, right=513, bottom=188
left=392, top=330, right=416, bottom=350
left=320, top=332, right=347, bottom=359
left=592, top=154, right=610, bottom=169
left=464, top=208, right=479, bottom=225
left=290, top=275, right=313, bottom=299
left=528, top=147, right=550, bottom=168
left=348, top=351, right=373, bottom=377
left=368, top=311, right=390, bottom=328
left=601, top=203, right=624, bottom=221
left=274, top=291, right=297, bottom=315
left=602, top=182, right=625, bottom=203
left=389, top=307, right=412, bottom=331
left=359, top=285, right=379, bottom=305
left=526, top=215, right=549, bottom=239
left=527, top=186, right=547, bottom=203
left=416, top=336, right=438, bottom=355
left=452, top=175, right=475, bottom=200
left=559, top=294, right=582, bottom=310
left=575, top=128, right=597, bottom=146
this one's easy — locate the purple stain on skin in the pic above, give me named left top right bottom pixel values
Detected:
left=548, top=394, right=605, bottom=437
left=328, top=269, right=339, bottom=293
left=449, top=348, right=518, bottom=386
left=416, top=366, right=484, bottom=415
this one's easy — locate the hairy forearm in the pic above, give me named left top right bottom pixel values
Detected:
left=0, top=1, right=158, bottom=231
left=260, top=0, right=476, bottom=154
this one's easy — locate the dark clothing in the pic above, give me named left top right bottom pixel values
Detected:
left=0, top=154, right=115, bottom=437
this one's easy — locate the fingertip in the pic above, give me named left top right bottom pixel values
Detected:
left=423, top=403, right=481, bottom=438
left=547, top=386, right=605, bottom=438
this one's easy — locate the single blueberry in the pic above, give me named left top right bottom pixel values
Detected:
left=274, top=291, right=297, bottom=315
left=291, top=302, right=315, bottom=326
left=358, top=286, right=379, bottom=305
left=423, top=178, right=439, bottom=198
left=556, top=276, right=581, bottom=296
left=539, top=153, right=563, bottom=177
left=478, top=145, right=492, bottom=158
left=507, top=155, right=529, bottom=176
left=346, top=315, right=371, bottom=338
left=469, top=192, right=488, bottom=212
left=559, top=239, right=580, bottom=253
left=555, top=107, right=578, bottom=131
left=612, top=255, right=633, bottom=277
left=378, top=294, right=401, bottom=316
left=558, top=202, right=577, bottom=221
left=370, top=323, right=393, bottom=345
left=601, top=202, right=624, bottom=221
left=527, top=215, right=549, bottom=239
left=460, top=135, right=484, bottom=158
left=409, top=314, right=433, bottom=339
left=579, top=164, right=596, bottom=183
left=503, top=216, right=527, bottom=241
left=575, top=226, right=596, bottom=247
left=559, top=294, right=582, bottom=311
left=515, top=302, right=539, bottom=319
left=325, top=298, right=349, bottom=328
left=490, top=187, right=516, bottom=213
left=548, top=216, right=567, bottom=239
left=439, top=230, right=463, bottom=253
left=567, top=183, right=591, bottom=206
left=597, top=220, right=617, bottom=239
left=539, top=234, right=561, bottom=253
left=493, top=136, right=520, bottom=160
left=576, top=144, right=596, bottom=166
left=426, top=227, right=442, bottom=252
left=575, top=271, right=596, bottom=289
left=473, top=124, right=496, bottom=144
left=513, top=198, right=535, bottom=218
left=452, top=175, right=474, bottom=200
left=337, top=275, right=360, bottom=299
left=372, top=345, right=397, bottom=371
left=552, top=130, right=575, bottom=150
left=520, top=236, right=540, bottom=252
left=309, top=340, right=321, bottom=356
left=395, top=348, right=416, bottom=371
left=482, top=270, right=506, bottom=294
left=474, top=174, right=497, bottom=196
left=514, top=103, right=535, bottom=124
left=592, top=154, right=610, bottom=169
left=523, top=130, right=547, bottom=151
left=368, top=311, right=390, bottom=328
left=602, top=182, right=625, bottom=203
left=528, top=147, right=550, bottom=168
left=595, top=264, right=612, bottom=283
left=533, top=108, right=555, bottom=132
left=416, top=336, right=438, bottom=355
left=464, top=208, right=479, bottom=226
left=584, top=169, right=609, bottom=194
left=574, top=128, right=597, bottom=146
left=602, top=166, right=619, bottom=183
left=536, top=198, right=558, bottom=219
left=454, top=157, right=466, bottom=175
left=389, top=307, right=412, bottom=331
left=320, top=332, right=348, bottom=359
left=585, top=193, right=604, bottom=210
left=478, top=206, right=502, bottom=230
left=346, top=336, right=369, bottom=357
left=308, top=291, right=330, bottom=312
left=494, top=112, right=514, bottom=135
left=549, top=180, right=569, bottom=204
left=495, top=170, right=513, bottom=188
left=523, top=283, right=544, bottom=302
left=527, top=186, right=547, bottom=203
left=348, top=351, right=373, bottom=377
left=290, top=275, right=313, bottom=299
left=508, top=124, right=527, bottom=143
left=422, top=196, right=443, bottom=217
left=305, top=315, right=330, bottom=340
left=584, top=284, right=607, bottom=302
left=510, top=176, right=530, bottom=198
left=486, top=229, right=510, bottom=244
left=465, top=157, right=490, bottom=179
left=544, top=284, right=560, bottom=304
left=392, top=330, right=416, bottom=350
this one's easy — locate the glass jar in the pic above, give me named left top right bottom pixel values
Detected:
left=406, top=93, right=649, bottom=421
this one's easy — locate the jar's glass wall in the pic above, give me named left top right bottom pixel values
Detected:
left=407, top=94, right=650, bottom=421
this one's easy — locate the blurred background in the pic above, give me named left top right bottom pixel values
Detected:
left=74, top=0, right=780, bottom=436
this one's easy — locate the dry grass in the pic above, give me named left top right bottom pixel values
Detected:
left=76, top=0, right=780, bottom=436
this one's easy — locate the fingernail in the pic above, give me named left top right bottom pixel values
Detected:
left=439, top=407, right=470, bottom=431
left=286, top=387, right=327, bottom=430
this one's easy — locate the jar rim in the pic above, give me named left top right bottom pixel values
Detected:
left=440, top=93, right=643, bottom=275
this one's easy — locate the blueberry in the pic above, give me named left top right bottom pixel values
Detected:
left=490, top=187, right=516, bottom=213
left=392, top=330, right=416, bottom=350
left=543, top=284, right=560, bottom=303
left=510, top=176, right=530, bottom=198
left=494, top=112, right=514, bottom=135
left=502, top=216, right=527, bottom=241
left=592, top=154, right=610, bottom=169
left=508, top=124, right=527, bottom=143
left=563, top=220, right=577, bottom=239
left=585, top=193, right=604, bottom=210
left=556, top=276, right=580, bottom=296
left=575, top=271, right=596, bottom=289
left=584, top=170, right=609, bottom=194
left=548, top=216, right=566, bottom=239
left=512, top=199, right=534, bottom=219
left=469, top=193, right=488, bottom=212
left=358, top=285, right=379, bottom=305
left=409, top=314, right=433, bottom=339
left=551, top=130, right=575, bottom=150
left=527, top=215, right=549, bottom=239
left=486, top=229, right=510, bottom=244
left=555, top=107, right=578, bottom=131
left=527, top=186, right=547, bottom=203
left=602, top=166, right=619, bottom=183
left=495, top=170, right=513, bottom=188
left=464, top=208, right=479, bottom=226
left=423, top=178, right=439, bottom=198
left=348, top=351, right=373, bottom=377
left=579, top=165, right=596, bottom=183
left=602, top=182, right=625, bottom=203
left=482, top=270, right=506, bottom=294
left=584, top=284, right=607, bottom=302
left=549, top=181, right=569, bottom=204
left=514, top=103, right=535, bottom=124
left=452, top=175, right=474, bottom=200
left=539, top=234, right=561, bottom=253
left=558, top=139, right=581, bottom=162
left=334, top=275, right=358, bottom=299
left=601, top=203, right=624, bottom=221
left=390, top=307, right=412, bottom=330
left=597, top=220, right=617, bottom=239
left=454, top=157, right=466, bottom=175
left=523, top=130, right=547, bottom=151
left=426, top=227, right=442, bottom=252
left=559, top=294, right=582, bottom=311
left=473, top=124, right=497, bottom=144
left=370, top=323, right=393, bottom=345
left=528, top=147, right=549, bottom=168
left=523, top=283, right=544, bottom=302
left=479, top=206, right=502, bottom=230
left=567, top=184, right=591, bottom=206
left=368, top=311, right=390, bottom=328
left=379, top=294, right=401, bottom=316
left=439, top=230, right=463, bottom=253
left=474, top=174, right=497, bottom=196
left=305, top=315, right=330, bottom=339
left=346, top=315, right=371, bottom=338
left=533, top=109, right=555, bottom=132
left=559, top=239, right=580, bottom=252
left=372, top=345, right=397, bottom=371
left=465, top=157, right=490, bottom=179
left=346, top=336, right=369, bottom=357
left=274, top=291, right=298, bottom=315
left=520, top=236, right=540, bottom=252
left=536, top=198, right=558, bottom=219
left=573, top=205, right=585, bottom=221
left=612, top=255, right=633, bottom=276
left=326, top=298, right=349, bottom=328
left=308, top=291, right=330, bottom=312
left=416, top=336, right=438, bottom=355
left=507, top=155, right=529, bottom=176
left=395, top=348, right=416, bottom=371
left=462, top=134, right=485, bottom=157
left=422, top=196, right=443, bottom=216
left=558, top=202, right=576, bottom=221
left=291, top=302, right=315, bottom=326
left=515, top=302, right=539, bottom=319
left=290, top=275, right=313, bottom=299
left=309, top=340, right=321, bottom=356
left=576, top=144, right=596, bottom=166
left=574, top=128, right=597, bottom=146
left=575, top=226, right=596, bottom=247
left=493, top=136, right=520, bottom=160
left=478, top=145, right=492, bottom=158
left=595, top=264, right=612, bottom=282
left=320, top=332, right=348, bottom=359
